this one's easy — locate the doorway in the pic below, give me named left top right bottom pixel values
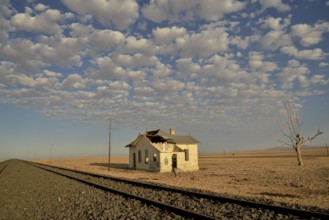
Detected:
left=133, top=153, right=136, bottom=168
left=172, top=154, right=177, bottom=168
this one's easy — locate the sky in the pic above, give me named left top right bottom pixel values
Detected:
left=0, top=0, right=328, bottom=160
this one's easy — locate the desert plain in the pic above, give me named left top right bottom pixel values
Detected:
left=35, top=147, right=329, bottom=210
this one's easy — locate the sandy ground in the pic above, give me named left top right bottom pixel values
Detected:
left=35, top=147, right=329, bottom=210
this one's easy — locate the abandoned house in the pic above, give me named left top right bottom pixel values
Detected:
left=125, top=128, right=200, bottom=172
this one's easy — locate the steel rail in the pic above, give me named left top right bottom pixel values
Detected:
left=28, top=161, right=217, bottom=220
left=0, top=160, right=10, bottom=174
left=28, top=161, right=329, bottom=219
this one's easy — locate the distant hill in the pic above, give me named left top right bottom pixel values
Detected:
left=267, top=145, right=325, bottom=150
left=267, top=146, right=291, bottom=150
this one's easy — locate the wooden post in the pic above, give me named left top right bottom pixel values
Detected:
left=108, top=118, right=112, bottom=171
left=50, top=144, right=53, bottom=164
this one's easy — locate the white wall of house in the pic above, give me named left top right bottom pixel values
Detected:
left=153, top=142, right=175, bottom=152
left=129, top=135, right=161, bottom=171
left=176, top=144, right=199, bottom=171
left=128, top=147, right=135, bottom=168
left=158, top=152, right=173, bottom=172
left=128, top=136, right=199, bottom=172
left=155, top=144, right=198, bottom=172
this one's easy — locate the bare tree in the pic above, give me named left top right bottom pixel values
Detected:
left=283, top=101, right=323, bottom=166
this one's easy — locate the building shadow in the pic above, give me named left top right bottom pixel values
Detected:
left=89, top=162, right=129, bottom=170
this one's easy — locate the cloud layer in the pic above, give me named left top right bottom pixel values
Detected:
left=0, top=0, right=328, bottom=131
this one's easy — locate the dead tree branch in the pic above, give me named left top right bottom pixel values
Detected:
left=282, top=101, right=323, bottom=166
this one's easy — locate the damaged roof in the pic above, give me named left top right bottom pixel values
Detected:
left=125, top=129, right=200, bottom=148
left=125, top=134, right=143, bottom=148
left=146, top=129, right=199, bottom=144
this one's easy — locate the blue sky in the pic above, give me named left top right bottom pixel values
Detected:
left=0, top=0, right=328, bottom=160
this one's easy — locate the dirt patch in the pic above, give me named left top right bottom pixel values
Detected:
left=35, top=147, right=329, bottom=210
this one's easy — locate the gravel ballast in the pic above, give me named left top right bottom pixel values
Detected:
left=0, top=160, right=183, bottom=219
left=1, top=160, right=325, bottom=219
left=31, top=162, right=306, bottom=219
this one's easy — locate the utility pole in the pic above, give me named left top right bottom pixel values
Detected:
left=50, top=144, right=53, bottom=164
left=108, top=118, right=112, bottom=171
left=326, top=144, right=329, bottom=156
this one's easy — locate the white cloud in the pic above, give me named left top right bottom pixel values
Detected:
left=36, top=70, right=63, bottom=78
left=319, top=62, right=329, bottom=67
left=96, top=85, right=110, bottom=96
left=152, top=26, right=187, bottom=44
left=153, top=63, right=172, bottom=77
left=230, top=36, right=250, bottom=49
left=0, top=61, right=25, bottom=86
left=63, top=0, right=138, bottom=29
left=1, top=39, right=46, bottom=71
left=142, top=0, right=245, bottom=22
left=259, top=0, right=290, bottom=13
left=62, top=74, right=86, bottom=89
left=203, top=54, right=247, bottom=84
left=298, top=75, right=329, bottom=88
left=126, top=70, right=145, bottom=80
left=259, top=30, right=292, bottom=50
left=75, top=91, right=96, bottom=99
left=124, top=36, right=154, bottom=55
left=69, top=23, right=93, bottom=37
left=33, top=76, right=59, bottom=89
left=249, top=52, right=277, bottom=72
left=96, top=81, right=130, bottom=100
left=92, top=29, right=125, bottom=52
left=88, top=56, right=126, bottom=80
left=0, top=61, right=60, bottom=88
left=109, top=81, right=130, bottom=91
left=112, top=53, right=158, bottom=68
left=0, top=0, right=12, bottom=17
left=176, top=27, right=229, bottom=57
left=176, top=58, right=201, bottom=80
left=198, top=0, right=246, bottom=21
left=11, top=9, right=70, bottom=35
left=34, top=3, right=48, bottom=11
left=261, top=17, right=282, bottom=29
left=258, top=16, right=291, bottom=30
left=134, top=87, right=154, bottom=96
left=278, top=59, right=309, bottom=89
left=291, top=22, right=329, bottom=46
left=1, top=0, right=328, bottom=139
left=38, top=36, right=88, bottom=67
left=141, top=0, right=173, bottom=23
left=256, top=16, right=292, bottom=51
left=281, top=46, right=325, bottom=60
left=152, top=78, right=185, bottom=96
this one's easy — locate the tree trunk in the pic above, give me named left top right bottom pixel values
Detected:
left=296, top=144, right=304, bottom=166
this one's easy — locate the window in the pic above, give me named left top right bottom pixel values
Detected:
left=184, top=149, right=189, bottom=161
left=138, top=150, right=141, bottom=163
left=153, top=153, right=157, bottom=162
left=145, top=150, right=148, bottom=164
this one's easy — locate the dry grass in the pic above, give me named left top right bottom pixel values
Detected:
left=35, top=147, right=329, bottom=210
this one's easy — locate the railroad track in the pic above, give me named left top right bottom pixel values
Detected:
left=27, top=161, right=329, bottom=219
left=1, top=160, right=185, bottom=219
left=0, top=160, right=9, bottom=174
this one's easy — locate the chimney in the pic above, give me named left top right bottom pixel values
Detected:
left=169, top=128, right=175, bottom=135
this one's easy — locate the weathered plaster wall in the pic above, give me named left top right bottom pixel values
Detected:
left=129, top=136, right=160, bottom=171
left=128, top=137, right=199, bottom=172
